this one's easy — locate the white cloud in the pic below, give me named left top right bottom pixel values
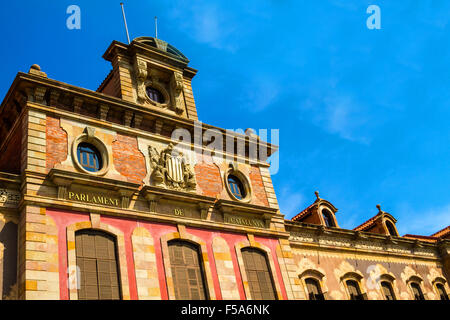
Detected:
left=395, top=203, right=450, bottom=236
left=241, top=77, right=280, bottom=112
left=277, top=187, right=307, bottom=219
left=301, top=92, right=372, bottom=144
left=168, top=1, right=239, bottom=52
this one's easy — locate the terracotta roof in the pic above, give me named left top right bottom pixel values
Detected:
left=431, top=226, right=450, bottom=239
left=96, top=69, right=114, bottom=92
left=291, top=202, right=316, bottom=222
left=353, top=213, right=382, bottom=231
left=403, top=234, right=438, bottom=243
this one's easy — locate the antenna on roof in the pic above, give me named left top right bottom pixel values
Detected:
left=155, top=16, right=158, bottom=39
left=120, top=2, right=131, bottom=44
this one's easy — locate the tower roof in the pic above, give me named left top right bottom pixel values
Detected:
left=133, top=36, right=189, bottom=63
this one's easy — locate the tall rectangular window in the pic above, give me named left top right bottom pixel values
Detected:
left=241, top=248, right=277, bottom=300
left=75, top=230, right=121, bottom=300
left=168, top=241, right=207, bottom=300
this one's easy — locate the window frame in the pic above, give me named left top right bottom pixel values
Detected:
left=66, top=221, right=131, bottom=300
left=408, top=280, right=426, bottom=300
left=167, top=240, right=208, bottom=300
left=71, top=131, right=110, bottom=176
left=240, top=247, right=278, bottom=300
left=223, top=165, right=252, bottom=203
left=75, top=229, right=122, bottom=300
left=321, top=209, right=335, bottom=228
left=77, top=142, right=103, bottom=172
left=146, top=87, right=165, bottom=104
left=380, top=280, right=396, bottom=300
left=432, top=279, right=449, bottom=301
left=385, top=220, right=398, bottom=237
left=341, top=272, right=367, bottom=300
left=304, top=277, right=325, bottom=300
left=160, top=231, right=217, bottom=300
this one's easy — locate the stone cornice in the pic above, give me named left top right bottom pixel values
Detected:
left=0, top=172, right=21, bottom=185
left=141, top=185, right=216, bottom=205
left=19, top=193, right=290, bottom=239
left=285, top=220, right=441, bottom=260
left=215, top=199, right=278, bottom=217
left=2, top=73, right=277, bottom=162
left=48, top=168, right=140, bottom=196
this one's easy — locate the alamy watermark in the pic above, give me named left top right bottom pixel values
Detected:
left=66, top=5, right=81, bottom=30
left=366, top=5, right=381, bottom=30
left=169, top=122, right=280, bottom=175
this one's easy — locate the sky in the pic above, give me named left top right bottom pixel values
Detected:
left=0, top=0, right=449, bottom=236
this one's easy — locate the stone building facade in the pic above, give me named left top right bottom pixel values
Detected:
left=0, top=37, right=448, bottom=300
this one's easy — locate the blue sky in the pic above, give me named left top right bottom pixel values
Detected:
left=0, top=1, right=449, bottom=235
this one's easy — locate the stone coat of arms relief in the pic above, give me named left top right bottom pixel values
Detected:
left=148, top=143, right=197, bottom=191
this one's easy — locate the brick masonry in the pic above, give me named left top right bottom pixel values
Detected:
left=46, top=116, right=67, bottom=171
left=112, top=134, right=147, bottom=184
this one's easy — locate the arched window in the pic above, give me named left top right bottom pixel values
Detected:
left=75, top=230, right=121, bottom=300
left=346, top=279, right=366, bottom=300
left=77, top=142, right=102, bottom=172
left=168, top=240, right=207, bottom=300
left=322, top=209, right=335, bottom=227
left=380, top=281, right=396, bottom=300
left=436, top=283, right=449, bottom=301
left=227, top=175, right=246, bottom=200
left=385, top=221, right=397, bottom=236
left=241, top=248, right=277, bottom=300
left=410, top=282, right=425, bottom=300
left=305, top=278, right=325, bottom=300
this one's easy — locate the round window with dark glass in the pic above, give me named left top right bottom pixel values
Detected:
left=228, top=175, right=246, bottom=200
left=77, top=143, right=102, bottom=172
left=146, top=87, right=164, bottom=103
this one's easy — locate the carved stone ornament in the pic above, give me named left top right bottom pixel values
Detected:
left=134, top=57, right=148, bottom=104
left=170, top=71, right=185, bottom=114
left=148, top=143, right=197, bottom=191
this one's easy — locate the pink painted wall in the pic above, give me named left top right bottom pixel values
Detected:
left=46, top=208, right=287, bottom=300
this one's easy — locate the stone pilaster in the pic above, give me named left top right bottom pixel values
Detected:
left=18, top=205, right=59, bottom=300
left=276, top=238, right=306, bottom=300
left=131, top=227, right=160, bottom=300
left=259, top=166, right=279, bottom=210
left=22, top=110, right=47, bottom=175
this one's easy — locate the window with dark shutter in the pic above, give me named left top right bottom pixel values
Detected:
left=305, top=278, right=325, bottom=300
left=346, top=280, right=365, bottom=300
left=436, top=283, right=449, bottom=301
left=410, top=282, right=425, bottom=300
left=168, top=240, right=207, bottom=300
left=241, top=248, right=277, bottom=300
left=381, top=281, right=396, bottom=300
left=75, top=230, right=121, bottom=300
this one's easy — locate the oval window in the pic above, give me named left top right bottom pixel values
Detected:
left=228, top=175, right=246, bottom=200
left=77, top=142, right=102, bottom=172
left=146, top=87, right=164, bottom=103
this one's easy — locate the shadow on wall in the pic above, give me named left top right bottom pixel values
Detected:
left=0, top=222, right=18, bottom=300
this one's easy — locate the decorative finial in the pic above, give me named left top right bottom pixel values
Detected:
left=155, top=16, right=158, bottom=39
left=376, top=204, right=383, bottom=213
left=28, top=64, right=47, bottom=77
left=315, top=191, right=320, bottom=201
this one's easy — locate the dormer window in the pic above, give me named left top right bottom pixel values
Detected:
left=146, top=87, right=164, bottom=103
left=322, top=209, right=335, bottom=227
left=386, top=220, right=398, bottom=236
